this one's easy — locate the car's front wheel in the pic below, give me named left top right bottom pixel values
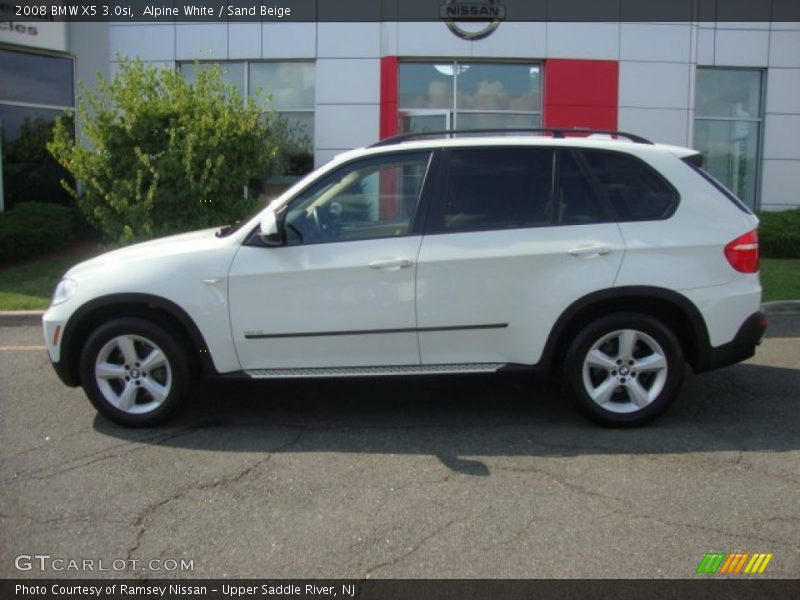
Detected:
left=563, top=313, right=685, bottom=427
left=79, top=317, right=189, bottom=427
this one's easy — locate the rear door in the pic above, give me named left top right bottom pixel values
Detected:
left=415, top=146, right=626, bottom=366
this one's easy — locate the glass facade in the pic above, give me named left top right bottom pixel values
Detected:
left=179, top=60, right=315, bottom=178
left=694, top=68, right=763, bottom=209
left=179, top=62, right=246, bottom=98
left=0, top=48, right=75, bottom=210
left=398, top=61, right=541, bottom=134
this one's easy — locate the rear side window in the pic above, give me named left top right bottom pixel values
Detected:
left=431, top=147, right=607, bottom=234
left=441, top=148, right=553, bottom=233
left=581, top=150, right=678, bottom=221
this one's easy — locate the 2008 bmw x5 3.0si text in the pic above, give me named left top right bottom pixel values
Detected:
left=43, top=129, right=767, bottom=427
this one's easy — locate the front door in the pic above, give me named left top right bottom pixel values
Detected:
left=228, top=151, right=434, bottom=370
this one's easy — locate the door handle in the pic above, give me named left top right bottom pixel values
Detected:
left=369, top=257, right=414, bottom=270
left=568, top=244, right=613, bottom=257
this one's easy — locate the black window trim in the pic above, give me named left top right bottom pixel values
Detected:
left=554, top=148, right=617, bottom=225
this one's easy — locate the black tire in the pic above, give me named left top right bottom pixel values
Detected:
left=79, top=317, right=190, bottom=427
left=563, top=312, right=685, bottom=427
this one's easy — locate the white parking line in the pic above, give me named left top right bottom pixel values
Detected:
left=0, top=345, right=47, bottom=351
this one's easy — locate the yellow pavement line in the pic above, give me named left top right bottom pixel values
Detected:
left=0, top=345, right=47, bottom=351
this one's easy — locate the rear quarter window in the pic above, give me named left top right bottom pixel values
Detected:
left=580, top=149, right=679, bottom=222
left=681, top=158, right=753, bottom=215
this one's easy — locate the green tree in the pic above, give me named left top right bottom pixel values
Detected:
left=48, top=59, right=280, bottom=243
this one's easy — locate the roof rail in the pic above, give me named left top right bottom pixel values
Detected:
left=370, top=128, right=653, bottom=147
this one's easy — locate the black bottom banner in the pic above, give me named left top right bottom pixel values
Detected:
left=2, top=579, right=800, bottom=600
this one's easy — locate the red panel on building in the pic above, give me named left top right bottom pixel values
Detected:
left=379, top=56, right=400, bottom=218
left=543, top=59, right=618, bottom=130
left=380, top=56, right=399, bottom=139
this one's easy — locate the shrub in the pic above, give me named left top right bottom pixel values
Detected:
left=48, top=58, right=282, bottom=244
left=759, top=208, right=800, bottom=258
left=0, top=203, right=74, bottom=262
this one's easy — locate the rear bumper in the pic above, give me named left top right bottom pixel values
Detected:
left=695, top=311, right=768, bottom=373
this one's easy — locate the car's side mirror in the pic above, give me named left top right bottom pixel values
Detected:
left=258, top=210, right=283, bottom=247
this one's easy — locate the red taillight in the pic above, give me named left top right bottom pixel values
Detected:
left=724, top=229, right=759, bottom=273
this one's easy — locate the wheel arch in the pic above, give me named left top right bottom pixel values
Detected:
left=540, top=286, right=711, bottom=373
left=58, top=293, right=216, bottom=387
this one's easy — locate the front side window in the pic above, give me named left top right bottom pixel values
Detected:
left=284, top=152, right=431, bottom=245
left=693, top=68, right=763, bottom=209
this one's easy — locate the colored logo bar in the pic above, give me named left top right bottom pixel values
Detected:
left=696, top=552, right=773, bottom=574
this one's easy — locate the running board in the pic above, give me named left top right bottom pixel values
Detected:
left=245, top=363, right=506, bottom=379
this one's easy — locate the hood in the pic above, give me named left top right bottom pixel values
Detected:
left=66, top=227, right=223, bottom=278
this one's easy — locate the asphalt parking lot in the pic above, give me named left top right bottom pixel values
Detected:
left=1, top=324, right=798, bottom=579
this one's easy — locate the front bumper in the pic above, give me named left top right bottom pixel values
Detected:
left=43, top=310, right=80, bottom=387
left=696, top=311, right=768, bottom=373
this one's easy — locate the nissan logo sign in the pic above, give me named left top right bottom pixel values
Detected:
left=439, top=0, right=505, bottom=41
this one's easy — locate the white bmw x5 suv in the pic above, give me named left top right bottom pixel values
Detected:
left=43, top=129, right=767, bottom=427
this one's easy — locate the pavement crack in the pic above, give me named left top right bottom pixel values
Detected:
left=362, top=516, right=462, bottom=579
left=0, top=427, right=96, bottom=466
left=124, top=433, right=302, bottom=576
left=3, top=423, right=213, bottom=483
left=616, top=511, right=796, bottom=549
left=493, top=463, right=633, bottom=509
left=0, top=512, right=125, bottom=526
left=480, top=514, right=543, bottom=552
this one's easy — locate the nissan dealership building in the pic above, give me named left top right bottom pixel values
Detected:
left=1, top=6, right=799, bottom=212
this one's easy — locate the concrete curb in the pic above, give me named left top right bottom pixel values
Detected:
left=0, top=311, right=44, bottom=326
left=1, top=302, right=799, bottom=327
left=762, top=301, right=800, bottom=316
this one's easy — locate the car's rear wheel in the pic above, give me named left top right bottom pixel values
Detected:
left=79, top=318, right=189, bottom=427
left=563, top=313, right=685, bottom=427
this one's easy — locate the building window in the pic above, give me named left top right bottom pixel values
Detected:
left=0, top=48, right=75, bottom=210
left=249, top=62, right=315, bottom=179
left=694, top=68, right=763, bottom=209
left=398, top=61, right=541, bottom=134
left=180, top=61, right=245, bottom=98
left=178, top=60, right=315, bottom=181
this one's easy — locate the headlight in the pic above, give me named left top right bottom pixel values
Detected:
left=51, top=278, right=77, bottom=306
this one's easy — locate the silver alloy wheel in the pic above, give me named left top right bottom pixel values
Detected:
left=581, top=328, right=668, bottom=414
left=94, top=334, right=172, bottom=415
